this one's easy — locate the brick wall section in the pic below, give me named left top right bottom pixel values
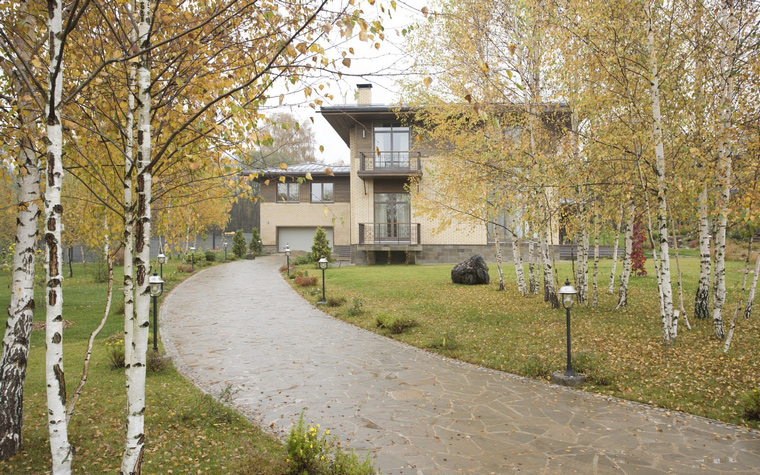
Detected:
left=260, top=202, right=351, bottom=247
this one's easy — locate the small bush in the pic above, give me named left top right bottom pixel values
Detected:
left=250, top=227, right=262, bottom=255
left=311, top=226, right=332, bottom=262
left=375, top=314, right=419, bottom=334
left=428, top=331, right=459, bottom=351
left=294, top=254, right=313, bottom=266
left=327, top=296, right=347, bottom=307
left=205, top=250, right=216, bottom=262
left=233, top=230, right=247, bottom=258
left=177, top=264, right=194, bottom=273
left=105, top=332, right=125, bottom=369
left=147, top=351, right=170, bottom=372
left=346, top=299, right=365, bottom=317
left=571, top=351, right=613, bottom=386
left=93, top=260, right=109, bottom=283
left=286, top=412, right=375, bottom=475
left=739, top=389, right=760, bottom=421
left=295, top=275, right=318, bottom=287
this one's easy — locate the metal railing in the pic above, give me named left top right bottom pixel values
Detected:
left=359, top=223, right=421, bottom=245
left=360, top=152, right=421, bottom=172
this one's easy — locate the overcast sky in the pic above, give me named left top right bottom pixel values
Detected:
left=261, top=0, right=429, bottom=165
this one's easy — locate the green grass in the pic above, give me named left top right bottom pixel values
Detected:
left=0, top=260, right=288, bottom=474
left=292, top=256, right=760, bottom=429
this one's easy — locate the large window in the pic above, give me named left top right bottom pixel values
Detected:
left=373, top=122, right=409, bottom=168
left=374, top=192, right=411, bottom=241
left=277, top=182, right=299, bottom=202
left=311, top=183, right=334, bottom=203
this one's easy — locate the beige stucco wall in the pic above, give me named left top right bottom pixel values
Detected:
left=260, top=202, right=351, bottom=247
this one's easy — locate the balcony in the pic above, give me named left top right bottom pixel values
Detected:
left=358, top=152, right=422, bottom=178
left=358, top=223, right=422, bottom=248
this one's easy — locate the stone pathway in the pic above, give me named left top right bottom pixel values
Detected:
left=160, top=257, right=760, bottom=474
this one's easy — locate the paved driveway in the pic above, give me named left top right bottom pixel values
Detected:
left=160, top=257, right=760, bottom=474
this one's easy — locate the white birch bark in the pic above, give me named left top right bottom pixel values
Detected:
left=528, top=240, right=536, bottom=294
left=694, top=185, right=711, bottom=319
left=123, top=1, right=152, bottom=471
left=723, top=240, right=753, bottom=353
left=511, top=237, right=527, bottom=295
left=0, top=137, right=40, bottom=460
left=712, top=1, right=740, bottom=339
left=44, top=0, right=72, bottom=471
left=494, top=238, right=505, bottom=291
left=744, top=253, right=760, bottom=319
left=581, top=225, right=589, bottom=305
left=123, top=58, right=136, bottom=431
left=0, top=29, right=41, bottom=458
left=608, top=204, right=623, bottom=294
left=617, top=199, right=635, bottom=309
left=647, top=10, right=675, bottom=343
left=540, top=230, right=559, bottom=308
left=592, top=204, right=599, bottom=307
left=669, top=208, right=690, bottom=330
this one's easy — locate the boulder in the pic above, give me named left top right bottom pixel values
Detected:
left=451, top=255, right=490, bottom=285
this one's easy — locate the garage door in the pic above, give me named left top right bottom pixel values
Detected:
left=278, top=227, right=333, bottom=252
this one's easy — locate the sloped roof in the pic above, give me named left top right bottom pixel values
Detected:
left=241, top=163, right=350, bottom=178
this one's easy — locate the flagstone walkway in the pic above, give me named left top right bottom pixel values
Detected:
left=160, top=257, right=760, bottom=474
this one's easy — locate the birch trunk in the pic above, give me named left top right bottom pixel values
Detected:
left=0, top=139, right=40, bottom=460
left=712, top=2, right=737, bottom=340
left=617, top=199, right=634, bottom=309
left=540, top=230, right=559, bottom=308
left=694, top=185, right=711, bottom=319
left=647, top=12, right=675, bottom=343
left=494, top=238, right=505, bottom=291
left=511, top=237, right=526, bottom=295
left=744, top=253, right=760, bottom=319
left=123, top=59, right=136, bottom=432
left=669, top=208, right=690, bottom=329
left=528, top=240, right=536, bottom=294
left=581, top=226, right=589, bottom=304
left=608, top=204, right=623, bottom=294
left=0, top=23, right=41, bottom=457
left=123, top=2, right=152, bottom=471
left=723, top=239, right=753, bottom=353
left=592, top=205, right=599, bottom=307
left=44, top=0, right=72, bottom=470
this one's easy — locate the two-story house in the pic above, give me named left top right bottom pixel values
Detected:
left=320, top=84, right=504, bottom=265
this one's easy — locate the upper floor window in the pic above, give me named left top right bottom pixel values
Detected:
left=374, top=122, right=409, bottom=168
left=311, top=183, right=334, bottom=203
left=277, top=182, right=299, bottom=202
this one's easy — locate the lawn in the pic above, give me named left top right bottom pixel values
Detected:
left=0, top=258, right=288, bottom=475
left=288, top=255, right=760, bottom=429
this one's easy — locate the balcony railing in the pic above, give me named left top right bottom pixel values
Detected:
left=359, top=152, right=422, bottom=173
left=359, top=223, right=421, bottom=245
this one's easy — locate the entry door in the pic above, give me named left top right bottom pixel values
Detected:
left=374, top=193, right=410, bottom=242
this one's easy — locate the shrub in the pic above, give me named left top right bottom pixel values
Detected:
left=295, top=275, right=318, bottom=287
left=105, top=332, right=125, bottom=369
left=294, top=254, right=313, bottom=265
left=286, top=412, right=375, bottom=475
left=205, top=250, right=216, bottom=262
left=327, top=296, right=346, bottom=307
left=177, top=263, right=194, bottom=273
left=739, top=389, right=760, bottom=421
left=375, top=314, right=419, bottom=334
left=311, top=226, right=332, bottom=262
left=346, top=299, right=365, bottom=317
left=147, top=351, right=170, bottom=372
left=233, top=230, right=247, bottom=258
left=250, top=227, right=262, bottom=255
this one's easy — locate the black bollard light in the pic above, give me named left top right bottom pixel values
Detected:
left=149, top=271, right=164, bottom=353
left=318, top=257, right=328, bottom=305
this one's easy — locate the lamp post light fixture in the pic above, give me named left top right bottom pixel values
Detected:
left=157, top=252, right=166, bottom=279
left=551, top=279, right=586, bottom=387
left=285, top=244, right=291, bottom=277
left=224, top=240, right=227, bottom=261
left=318, top=257, right=328, bottom=305
left=149, top=271, right=164, bottom=353
left=190, top=246, right=196, bottom=271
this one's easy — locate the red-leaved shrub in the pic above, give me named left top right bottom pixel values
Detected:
left=295, top=275, right=318, bottom=287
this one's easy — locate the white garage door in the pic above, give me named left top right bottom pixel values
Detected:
left=278, top=227, right=333, bottom=252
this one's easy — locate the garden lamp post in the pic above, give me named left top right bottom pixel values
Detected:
left=190, top=246, right=195, bottom=271
left=318, top=257, right=328, bottom=305
left=285, top=244, right=291, bottom=277
left=552, top=279, right=586, bottom=386
left=149, top=271, right=164, bottom=353
left=157, top=252, right=166, bottom=280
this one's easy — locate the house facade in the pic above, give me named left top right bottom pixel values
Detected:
left=320, top=84, right=514, bottom=265
left=253, top=163, right=351, bottom=258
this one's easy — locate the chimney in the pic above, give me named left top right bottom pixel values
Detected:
left=357, top=84, right=373, bottom=106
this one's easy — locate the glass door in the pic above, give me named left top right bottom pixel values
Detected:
left=374, top=193, right=411, bottom=242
